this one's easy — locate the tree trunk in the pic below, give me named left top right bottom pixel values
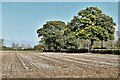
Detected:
left=101, top=40, right=104, bottom=48
left=75, top=46, right=78, bottom=50
left=89, top=39, right=94, bottom=49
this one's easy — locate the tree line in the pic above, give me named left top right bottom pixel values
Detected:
left=36, top=7, right=117, bottom=51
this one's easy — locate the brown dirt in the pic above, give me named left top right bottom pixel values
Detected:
left=1, top=51, right=119, bottom=78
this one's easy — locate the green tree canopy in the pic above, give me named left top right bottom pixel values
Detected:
left=68, top=7, right=116, bottom=48
left=37, top=7, right=116, bottom=50
left=37, top=21, right=67, bottom=50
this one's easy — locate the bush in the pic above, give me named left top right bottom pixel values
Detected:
left=43, top=48, right=89, bottom=53
left=90, top=49, right=120, bottom=55
left=66, top=48, right=89, bottom=53
left=43, top=50, right=55, bottom=52
left=93, top=47, right=107, bottom=49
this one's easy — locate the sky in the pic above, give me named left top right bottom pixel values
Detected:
left=0, top=2, right=2, bottom=39
left=1, top=2, right=119, bottom=47
left=118, top=2, right=120, bottom=35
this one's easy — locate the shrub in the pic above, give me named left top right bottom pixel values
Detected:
left=43, top=50, right=55, bottom=52
left=66, top=48, right=89, bottom=53
left=90, top=49, right=120, bottom=55
left=93, top=47, right=107, bottom=49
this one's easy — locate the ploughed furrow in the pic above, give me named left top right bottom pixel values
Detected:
left=2, top=53, right=13, bottom=78
left=31, top=54, right=65, bottom=69
left=35, top=53, right=118, bottom=78
left=15, top=53, right=30, bottom=70
left=62, top=55, right=118, bottom=68
left=36, top=54, right=96, bottom=70
left=7, top=53, right=28, bottom=78
left=8, top=53, right=21, bottom=78
left=2, top=53, right=11, bottom=71
left=19, top=53, right=52, bottom=69
left=0, top=52, right=2, bottom=66
left=34, top=54, right=99, bottom=77
left=80, top=53, right=118, bottom=59
left=1, top=51, right=119, bottom=78
left=12, top=53, right=26, bottom=71
left=2, top=53, right=10, bottom=70
left=68, top=54, right=118, bottom=63
left=7, top=52, right=48, bottom=78
left=2, top=53, right=27, bottom=78
left=35, top=53, right=90, bottom=70
left=15, top=53, right=40, bottom=70
left=66, top=54, right=118, bottom=67
left=39, top=54, right=117, bottom=68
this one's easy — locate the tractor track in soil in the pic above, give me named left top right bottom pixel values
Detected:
left=1, top=51, right=119, bottom=78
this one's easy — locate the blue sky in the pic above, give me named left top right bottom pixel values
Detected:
left=1, top=2, right=119, bottom=47
left=0, top=2, right=2, bottom=39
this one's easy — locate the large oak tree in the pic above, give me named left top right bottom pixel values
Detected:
left=37, top=21, right=67, bottom=50
left=68, top=7, right=116, bottom=49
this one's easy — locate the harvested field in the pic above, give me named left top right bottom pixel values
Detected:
left=0, top=51, right=119, bottom=78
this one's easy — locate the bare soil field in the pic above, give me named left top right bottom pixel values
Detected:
left=0, top=51, right=119, bottom=78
